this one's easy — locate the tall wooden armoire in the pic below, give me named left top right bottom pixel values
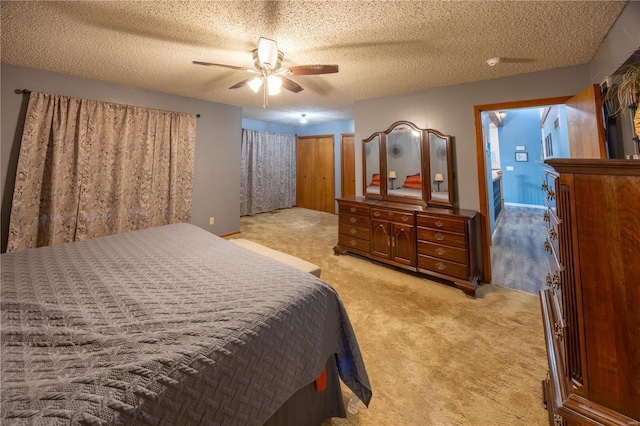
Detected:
left=540, top=159, right=639, bottom=425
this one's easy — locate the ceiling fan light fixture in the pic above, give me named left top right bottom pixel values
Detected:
left=267, top=75, right=282, bottom=95
left=258, top=37, right=279, bottom=68
left=247, top=77, right=263, bottom=93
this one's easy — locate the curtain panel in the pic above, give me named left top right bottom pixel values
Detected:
left=240, top=129, right=296, bottom=216
left=7, top=91, right=196, bottom=252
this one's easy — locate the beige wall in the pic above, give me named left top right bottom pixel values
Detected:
left=1, top=64, right=242, bottom=252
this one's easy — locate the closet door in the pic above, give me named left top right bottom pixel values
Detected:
left=341, top=133, right=356, bottom=198
left=296, top=135, right=335, bottom=213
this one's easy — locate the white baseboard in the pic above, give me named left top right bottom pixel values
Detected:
left=504, top=202, right=546, bottom=210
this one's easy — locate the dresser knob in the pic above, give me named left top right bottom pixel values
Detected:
left=373, top=211, right=380, bottom=217
left=435, top=233, right=445, bottom=241
left=350, top=207, right=356, bottom=213
left=349, top=239, right=357, bottom=247
left=349, top=228, right=357, bottom=235
left=349, top=217, right=357, bottom=223
left=401, top=216, right=409, bottom=222
left=435, top=220, right=444, bottom=228
left=435, top=247, right=446, bottom=256
left=436, top=262, right=447, bottom=271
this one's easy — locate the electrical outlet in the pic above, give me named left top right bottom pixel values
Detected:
left=209, top=217, right=214, bottom=225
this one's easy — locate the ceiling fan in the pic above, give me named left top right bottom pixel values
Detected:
left=194, top=37, right=339, bottom=108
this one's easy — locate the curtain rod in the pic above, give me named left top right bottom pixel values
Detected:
left=16, top=89, right=200, bottom=117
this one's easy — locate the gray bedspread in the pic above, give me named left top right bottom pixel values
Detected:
left=1, top=223, right=372, bottom=425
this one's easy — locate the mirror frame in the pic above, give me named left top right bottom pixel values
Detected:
left=425, top=128, right=455, bottom=208
left=362, top=121, right=455, bottom=207
left=362, top=132, right=384, bottom=199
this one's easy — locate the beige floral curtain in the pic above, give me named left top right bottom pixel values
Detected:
left=7, top=91, right=196, bottom=252
left=240, top=129, right=296, bottom=216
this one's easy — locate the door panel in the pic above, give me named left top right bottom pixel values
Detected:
left=341, top=134, right=356, bottom=198
left=296, top=138, right=315, bottom=209
left=371, top=220, right=391, bottom=259
left=392, top=224, right=415, bottom=266
left=566, top=84, right=607, bottom=159
left=315, top=136, right=336, bottom=213
left=296, top=135, right=335, bottom=213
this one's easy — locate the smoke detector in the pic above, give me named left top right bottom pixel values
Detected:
left=486, top=57, right=501, bottom=67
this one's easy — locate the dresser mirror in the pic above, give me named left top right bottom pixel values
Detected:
left=363, top=134, right=382, bottom=197
left=386, top=123, right=422, bottom=200
left=427, top=130, right=454, bottom=207
left=362, top=121, right=455, bottom=207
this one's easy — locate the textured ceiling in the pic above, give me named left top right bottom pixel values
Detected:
left=1, top=1, right=627, bottom=126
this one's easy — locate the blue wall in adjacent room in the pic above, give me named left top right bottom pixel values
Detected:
left=541, top=105, right=571, bottom=159
left=498, top=108, right=546, bottom=207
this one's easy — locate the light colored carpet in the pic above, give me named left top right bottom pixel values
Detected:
left=228, top=207, right=548, bottom=426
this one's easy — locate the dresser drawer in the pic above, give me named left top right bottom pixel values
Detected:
left=417, top=255, right=468, bottom=280
left=338, top=234, right=370, bottom=253
left=339, top=203, right=369, bottom=217
left=339, top=223, right=370, bottom=241
left=416, top=214, right=466, bottom=233
left=339, top=214, right=370, bottom=228
left=370, top=208, right=414, bottom=225
left=416, top=228, right=466, bottom=248
left=418, top=241, right=467, bottom=264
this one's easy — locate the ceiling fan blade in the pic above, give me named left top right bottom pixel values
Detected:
left=280, top=77, right=303, bottom=93
left=192, top=61, right=251, bottom=72
left=229, top=78, right=254, bottom=89
left=286, top=64, right=339, bottom=75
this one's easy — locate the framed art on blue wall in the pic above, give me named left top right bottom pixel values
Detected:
left=515, top=152, right=529, bottom=162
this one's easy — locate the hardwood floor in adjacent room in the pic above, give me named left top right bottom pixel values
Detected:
left=490, top=205, right=548, bottom=295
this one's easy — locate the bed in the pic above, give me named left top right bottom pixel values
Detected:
left=1, top=223, right=372, bottom=425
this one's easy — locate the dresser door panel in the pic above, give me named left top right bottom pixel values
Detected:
left=371, top=220, right=391, bottom=259
left=391, top=224, right=415, bottom=266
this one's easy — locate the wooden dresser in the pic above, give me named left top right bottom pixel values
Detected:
left=540, top=159, right=640, bottom=425
left=335, top=197, right=481, bottom=297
